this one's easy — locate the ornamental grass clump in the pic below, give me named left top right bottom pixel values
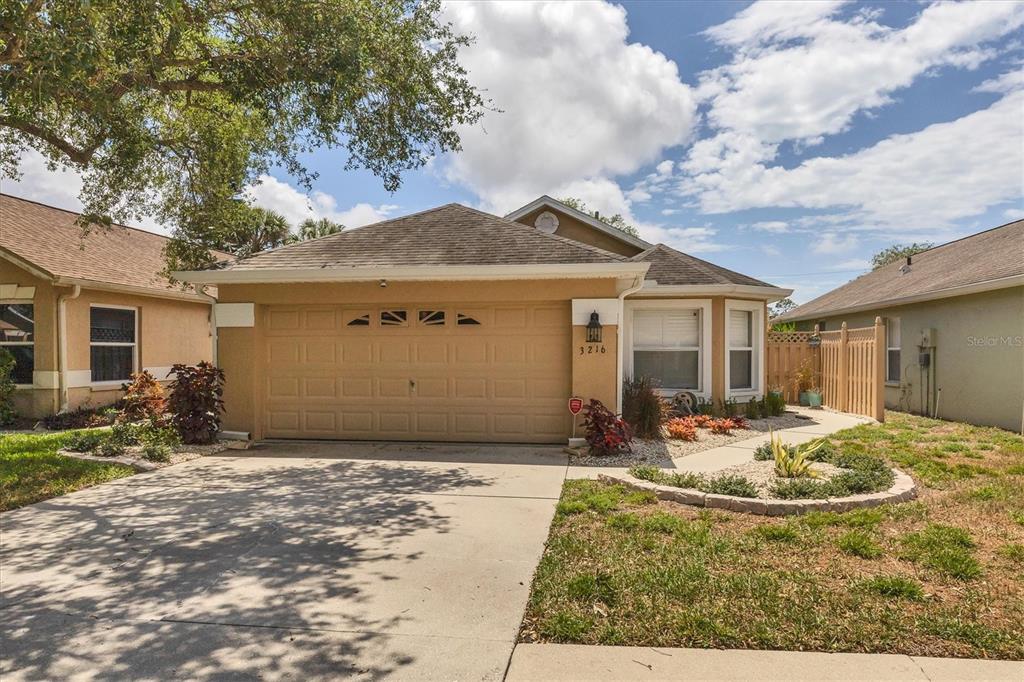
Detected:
left=771, top=432, right=826, bottom=478
left=622, top=376, right=667, bottom=440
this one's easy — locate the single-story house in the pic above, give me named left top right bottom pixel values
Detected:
left=0, top=193, right=217, bottom=418
left=777, top=219, right=1023, bottom=433
left=176, top=196, right=790, bottom=444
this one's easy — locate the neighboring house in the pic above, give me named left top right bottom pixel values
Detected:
left=0, top=194, right=216, bottom=418
left=177, top=196, right=790, bottom=444
left=777, top=220, right=1024, bottom=433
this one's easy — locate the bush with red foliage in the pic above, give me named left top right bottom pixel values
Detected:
left=665, top=417, right=697, bottom=441
left=707, top=417, right=748, bottom=435
left=582, top=399, right=632, bottom=456
left=690, top=414, right=713, bottom=428
left=118, top=371, right=167, bottom=423
left=168, top=362, right=225, bottom=444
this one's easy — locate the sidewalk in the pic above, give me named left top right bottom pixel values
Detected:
left=566, top=407, right=870, bottom=480
left=506, top=643, right=1023, bottom=681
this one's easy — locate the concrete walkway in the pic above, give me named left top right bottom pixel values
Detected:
left=567, top=407, right=870, bottom=480
left=506, top=644, right=1023, bottom=681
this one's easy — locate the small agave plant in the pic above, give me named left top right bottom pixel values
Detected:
left=770, top=430, right=827, bottom=478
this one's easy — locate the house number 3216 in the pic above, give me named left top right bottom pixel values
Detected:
left=579, top=345, right=607, bottom=355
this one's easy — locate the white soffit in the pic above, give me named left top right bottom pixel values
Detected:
left=572, top=299, right=620, bottom=326
left=215, top=303, right=255, bottom=328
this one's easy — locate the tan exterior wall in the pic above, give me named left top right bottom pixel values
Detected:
left=2, top=254, right=213, bottom=419
left=514, top=207, right=645, bottom=258
left=571, top=324, right=618, bottom=434
left=217, top=279, right=623, bottom=439
left=795, top=287, right=1024, bottom=432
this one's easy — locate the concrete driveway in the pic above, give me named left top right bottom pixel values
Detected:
left=1, top=442, right=569, bottom=680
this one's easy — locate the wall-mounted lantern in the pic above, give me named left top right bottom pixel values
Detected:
left=586, top=311, right=603, bottom=343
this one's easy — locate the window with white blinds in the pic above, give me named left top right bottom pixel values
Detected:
left=886, top=317, right=901, bottom=383
left=632, top=309, right=701, bottom=390
left=728, top=309, right=754, bottom=390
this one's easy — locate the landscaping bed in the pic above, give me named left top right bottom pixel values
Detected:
left=522, top=412, right=1024, bottom=659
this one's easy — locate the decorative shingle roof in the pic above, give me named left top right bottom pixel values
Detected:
left=0, top=193, right=219, bottom=298
left=219, top=203, right=627, bottom=271
left=779, top=220, right=1024, bottom=322
left=629, top=243, right=774, bottom=287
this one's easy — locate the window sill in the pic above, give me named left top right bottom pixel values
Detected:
left=90, top=381, right=126, bottom=391
left=884, top=381, right=900, bottom=387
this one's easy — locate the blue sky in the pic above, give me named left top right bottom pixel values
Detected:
left=6, top=1, right=1023, bottom=302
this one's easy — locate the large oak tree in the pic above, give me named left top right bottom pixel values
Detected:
left=0, top=0, right=483, bottom=270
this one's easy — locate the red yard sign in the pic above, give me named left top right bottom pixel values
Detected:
left=568, top=397, right=584, bottom=415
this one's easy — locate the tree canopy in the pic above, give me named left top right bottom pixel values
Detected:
left=558, top=197, right=640, bottom=238
left=768, top=297, right=798, bottom=319
left=871, top=242, right=934, bottom=270
left=0, top=0, right=483, bottom=271
left=298, top=217, right=344, bottom=241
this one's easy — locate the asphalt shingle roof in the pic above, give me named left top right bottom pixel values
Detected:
left=779, top=220, right=1024, bottom=321
left=629, top=244, right=774, bottom=287
left=220, top=203, right=627, bottom=270
left=0, top=193, right=222, bottom=296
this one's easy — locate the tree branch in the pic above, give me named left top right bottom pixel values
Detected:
left=0, top=117, right=103, bottom=164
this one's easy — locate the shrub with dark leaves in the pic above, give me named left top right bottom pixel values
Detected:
left=583, top=399, right=632, bottom=457
left=0, top=347, right=17, bottom=426
left=168, top=362, right=225, bottom=444
left=43, top=405, right=118, bottom=430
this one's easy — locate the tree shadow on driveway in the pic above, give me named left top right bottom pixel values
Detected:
left=1, top=454, right=538, bottom=680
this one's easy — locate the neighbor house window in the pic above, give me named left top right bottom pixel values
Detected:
left=0, top=303, right=34, bottom=384
left=632, top=309, right=701, bottom=390
left=729, top=309, right=754, bottom=390
left=886, top=317, right=901, bottom=383
left=90, top=306, right=136, bottom=383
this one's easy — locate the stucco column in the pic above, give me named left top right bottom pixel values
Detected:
left=214, top=303, right=260, bottom=439
left=571, top=299, right=619, bottom=431
left=711, top=296, right=726, bottom=404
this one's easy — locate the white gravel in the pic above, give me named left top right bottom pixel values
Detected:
left=571, top=412, right=813, bottom=467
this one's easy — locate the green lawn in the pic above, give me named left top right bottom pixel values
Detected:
left=0, top=431, right=134, bottom=512
left=523, top=412, right=1024, bottom=659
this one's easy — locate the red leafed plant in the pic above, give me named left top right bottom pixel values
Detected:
left=168, top=362, right=225, bottom=444
left=708, top=417, right=748, bottom=435
left=582, top=399, right=632, bottom=456
left=690, top=414, right=714, bottom=428
left=118, top=370, right=167, bottom=423
left=665, top=417, right=697, bottom=441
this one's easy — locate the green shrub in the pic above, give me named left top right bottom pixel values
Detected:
left=764, top=392, right=786, bottom=417
left=142, top=443, right=172, bottom=462
left=859, top=575, right=924, bottom=600
left=97, top=439, right=127, bottom=458
left=837, top=530, right=883, bottom=558
left=64, top=430, right=107, bottom=453
left=772, top=434, right=826, bottom=478
left=628, top=465, right=702, bottom=490
left=744, top=399, right=762, bottom=420
left=753, top=441, right=777, bottom=461
left=701, top=474, right=758, bottom=498
left=138, top=421, right=181, bottom=450
left=828, top=468, right=894, bottom=495
left=622, top=376, right=667, bottom=440
left=110, top=421, right=141, bottom=446
left=770, top=478, right=829, bottom=499
left=0, top=347, right=17, bottom=426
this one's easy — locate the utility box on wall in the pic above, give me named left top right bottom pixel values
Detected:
left=919, top=327, right=936, bottom=348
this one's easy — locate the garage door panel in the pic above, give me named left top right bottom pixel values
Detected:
left=263, top=302, right=570, bottom=442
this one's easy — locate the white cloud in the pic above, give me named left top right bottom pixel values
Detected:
left=812, top=232, right=858, bottom=254
left=1004, top=207, right=1024, bottom=221
left=750, top=220, right=789, bottom=233
left=831, top=258, right=870, bottom=271
left=761, top=244, right=781, bottom=257
left=686, top=91, right=1024, bottom=230
left=244, top=175, right=397, bottom=228
left=441, top=1, right=696, bottom=213
left=973, top=67, right=1024, bottom=94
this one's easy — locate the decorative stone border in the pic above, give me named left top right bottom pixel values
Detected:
left=59, top=449, right=159, bottom=472
left=598, top=469, right=917, bottom=516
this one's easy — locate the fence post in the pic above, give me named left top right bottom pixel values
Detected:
left=838, top=322, right=849, bottom=412
left=873, top=316, right=886, bottom=422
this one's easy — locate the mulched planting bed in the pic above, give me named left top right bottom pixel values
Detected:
left=522, top=412, right=1024, bottom=659
left=571, top=412, right=813, bottom=467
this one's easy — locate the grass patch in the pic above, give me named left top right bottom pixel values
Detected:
left=523, top=412, right=1024, bottom=659
left=0, top=431, right=134, bottom=511
left=858, top=575, right=925, bottom=601
left=837, top=530, right=883, bottom=559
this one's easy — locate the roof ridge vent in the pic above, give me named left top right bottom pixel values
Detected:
left=899, top=255, right=912, bottom=274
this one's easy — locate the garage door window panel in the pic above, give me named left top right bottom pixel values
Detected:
left=632, top=309, right=701, bottom=390
left=91, top=306, right=137, bottom=383
left=418, top=310, right=446, bottom=326
left=380, top=310, right=408, bottom=326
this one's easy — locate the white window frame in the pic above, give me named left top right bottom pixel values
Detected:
left=0, top=301, right=34, bottom=388
left=725, top=299, right=765, bottom=399
left=89, top=304, right=138, bottom=388
left=624, top=299, right=712, bottom=399
left=886, top=317, right=901, bottom=385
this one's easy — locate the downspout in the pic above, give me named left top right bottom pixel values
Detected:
left=199, top=288, right=218, bottom=366
left=616, top=274, right=646, bottom=414
left=57, top=284, right=81, bottom=412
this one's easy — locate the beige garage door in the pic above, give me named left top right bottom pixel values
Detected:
left=262, top=302, right=571, bottom=443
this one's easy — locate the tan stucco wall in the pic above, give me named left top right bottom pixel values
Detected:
left=571, top=324, right=618, bottom=433
left=217, top=279, right=624, bottom=439
left=796, top=287, right=1024, bottom=432
left=2, top=254, right=213, bottom=418
left=514, top=207, right=645, bottom=257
